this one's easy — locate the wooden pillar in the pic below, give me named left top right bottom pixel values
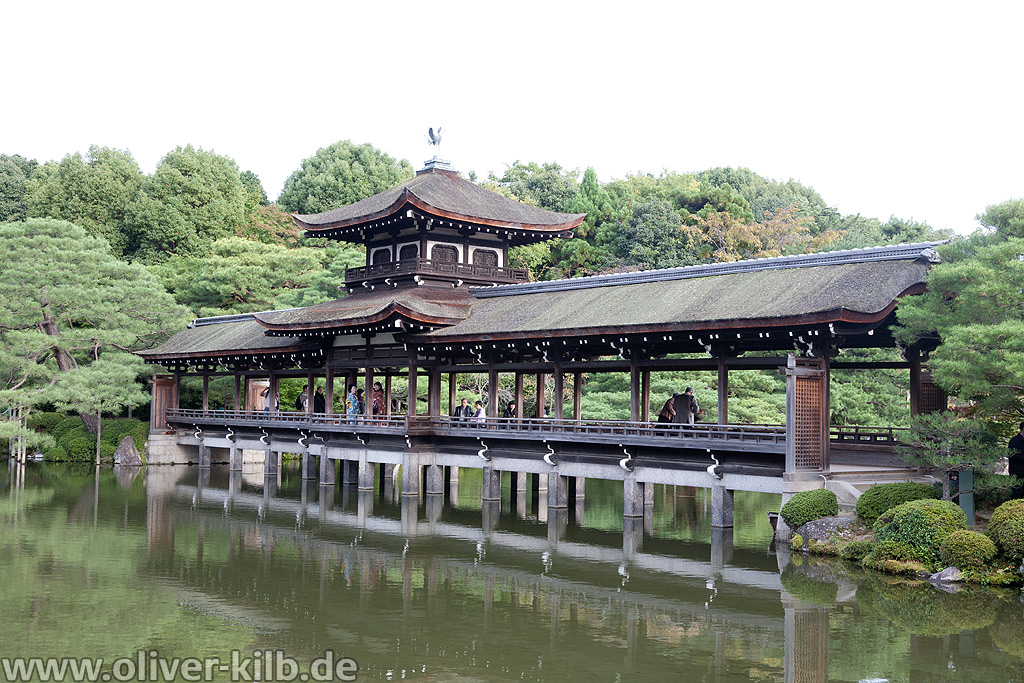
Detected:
left=428, top=368, right=441, bottom=417
left=717, top=356, right=729, bottom=425
left=407, top=362, right=418, bottom=416
left=364, top=364, right=375, bottom=417
left=448, top=372, right=457, bottom=415
left=172, top=371, right=181, bottom=411
left=783, top=354, right=829, bottom=473
left=573, top=372, right=582, bottom=421
left=151, top=375, right=175, bottom=430
left=307, top=367, right=315, bottom=415
left=629, top=360, right=640, bottom=422
left=233, top=373, right=241, bottom=412
left=641, top=370, right=651, bottom=422
left=488, top=365, right=499, bottom=418
left=514, top=372, right=524, bottom=420
left=202, top=373, right=209, bottom=412
left=536, top=373, right=546, bottom=418
left=552, top=363, right=564, bottom=420
left=385, top=373, right=393, bottom=416
left=325, top=368, right=334, bottom=416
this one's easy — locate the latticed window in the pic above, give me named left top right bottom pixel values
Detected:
left=371, top=248, right=392, bottom=265
left=399, top=244, right=419, bottom=261
left=473, top=249, right=498, bottom=267
left=431, top=244, right=458, bottom=263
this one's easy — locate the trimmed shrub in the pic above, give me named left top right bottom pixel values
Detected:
left=43, top=446, right=69, bottom=461
left=840, top=540, right=873, bottom=562
left=870, top=539, right=930, bottom=563
left=856, top=482, right=937, bottom=526
left=781, top=489, right=839, bottom=529
left=987, top=499, right=1024, bottom=559
left=940, top=530, right=997, bottom=570
left=874, top=499, right=967, bottom=566
left=27, top=412, right=66, bottom=431
left=64, top=436, right=95, bottom=462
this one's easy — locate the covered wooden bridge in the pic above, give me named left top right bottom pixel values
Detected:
left=139, top=160, right=945, bottom=525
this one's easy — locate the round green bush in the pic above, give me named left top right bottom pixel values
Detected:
left=840, top=539, right=873, bottom=562
left=27, top=411, right=66, bottom=431
left=856, top=482, right=937, bottom=526
left=939, top=529, right=997, bottom=570
left=780, top=489, right=839, bottom=529
left=987, top=499, right=1024, bottom=559
left=64, top=436, right=96, bottom=461
left=43, top=446, right=69, bottom=461
left=874, top=499, right=967, bottom=566
left=869, top=538, right=929, bottom=563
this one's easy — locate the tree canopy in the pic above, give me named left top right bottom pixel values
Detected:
left=277, top=140, right=414, bottom=215
left=0, top=154, right=37, bottom=223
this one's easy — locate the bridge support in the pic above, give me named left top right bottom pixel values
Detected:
left=264, top=449, right=279, bottom=475
left=401, top=452, right=420, bottom=496
left=624, top=476, right=645, bottom=518
left=711, top=485, right=734, bottom=528
left=548, top=473, right=568, bottom=509
left=446, top=466, right=459, bottom=505
left=301, top=452, right=317, bottom=480
left=358, top=453, right=374, bottom=490
left=482, top=466, right=501, bottom=501
left=319, top=454, right=336, bottom=485
left=574, top=477, right=585, bottom=499
left=229, top=444, right=242, bottom=471
left=340, top=459, right=358, bottom=486
left=425, top=464, right=444, bottom=495
left=515, top=471, right=528, bottom=492
left=197, top=444, right=211, bottom=469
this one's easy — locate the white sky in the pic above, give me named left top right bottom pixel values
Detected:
left=4, top=1, right=1022, bottom=235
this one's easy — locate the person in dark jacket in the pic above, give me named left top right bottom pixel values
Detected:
left=673, top=387, right=699, bottom=426
left=313, top=387, right=326, bottom=413
left=657, top=395, right=676, bottom=423
left=1010, top=421, right=1024, bottom=499
left=453, top=398, right=472, bottom=421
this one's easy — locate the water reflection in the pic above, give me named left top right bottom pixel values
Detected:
left=3, top=459, right=1024, bottom=681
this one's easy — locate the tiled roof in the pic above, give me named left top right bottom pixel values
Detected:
left=293, top=168, right=586, bottom=232
left=137, top=317, right=309, bottom=360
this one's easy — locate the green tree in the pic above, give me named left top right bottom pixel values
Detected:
left=489, top=161, right=580, bottom=212
left=154, top=236, right=323, bottom=316
left=0, top=154, right=37, bottom=222
left=124, top=145, right=248, bottom=261
left=277, top=140, right=414, bottom=215
left=614, top=199, right=699, bottom=269
left=274, top=240, right=366, bottom=309
left=25, top=146, right=142, bottom=256
left=549, top=167, right=619, bottom=277
left=50, top=353, right=150, bottom=463
left=696, top=167, right=828, bottom=227
left=240, top=169, right=269, bottom=210
left=896, top=213, right=1024, bottom=421
left=0, top=219, right=188, bottom=433
left=977, top=197, right=1024, bottom=238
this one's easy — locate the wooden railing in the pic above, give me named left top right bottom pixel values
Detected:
left=345, top=258, right=528, bottom=284
left=166, top=409, right=903, bottom=450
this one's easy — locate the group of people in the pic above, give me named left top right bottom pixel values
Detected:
left=657, top=387, right=701, bottom=425
left=345, top=382, right=385, bottom=418
left=452, top=398, right=486, bottom=422
left=260, top=382, right=387, bottom=417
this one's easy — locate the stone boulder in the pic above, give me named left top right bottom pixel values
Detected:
left=797, top=516, right=856, bottom=545
left=113, top=435, right=143, bottom=467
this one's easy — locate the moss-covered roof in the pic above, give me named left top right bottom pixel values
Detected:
left=413, top=258, right=931, bottom=343
left=255, top=286, right=476, bottom=332
left=293, top=168, right=585, bottom=232
left=138, top=317, right=309, bottom=361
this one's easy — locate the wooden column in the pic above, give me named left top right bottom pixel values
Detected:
left=641, top=370, right=651, bottom=422
left=448, top=372, right=457, bottom=415
left=629, top=360, right=640, bottom=422
left=364, top=364, right=374, bottom=417
left=407, top=362, right=418, bottom=416
left=552, top=363, right=564, bottom=420
left=233, top=373, right=241, bottom=412
left=151, top=375, right=175, bottom=430
left=488, top=365, right=499, bottom=418
left=325, top=368, right=334, bottom=416
left=536, top=373, right=547, bottom=418
left=717, top=357, right=729, bottom=425
left=307, top=367, right=315, bottom=415
left=514, top=372, right=524, bottom=420
left=428, top=368, right=441, bottom=417
left=202, top=373, right=209, bottom=412
left=573, top=372, right=582, bottom=421
left=385, top=372, right=392, bottom=416
left=908, top=348, right=922, bottom=416
left=172, top=371, right=181, bottom=411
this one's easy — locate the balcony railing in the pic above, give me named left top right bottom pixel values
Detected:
left=346, top=258, right=528, bottom=284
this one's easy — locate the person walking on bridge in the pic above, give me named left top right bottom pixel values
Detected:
left=673, top=387, right=699, bottom=426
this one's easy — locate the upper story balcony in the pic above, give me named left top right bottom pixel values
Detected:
left=345, top=258, right=529, bottom=289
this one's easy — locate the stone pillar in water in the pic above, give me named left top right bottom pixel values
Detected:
left=301, top=452, right=317, bottom=480
left=229, top=444, right=242, bottom=471
left=197, top=444, right=211, bottom=469
left=357, top=452, right=374, bottom=491
left=711, top=484, right=734, bottom=528
left=481, top=466, right=501, bottom=502
left=401, top=452, right=420, bottom=496
left=624, top=476, right=646, bottom=518
left=548, top=473, right=568, bottom=509
left=425, top=464, right=444, bottom=495
left=319, top=454, right=336, bottom=486
left=263, top=449, right=278, bottom=475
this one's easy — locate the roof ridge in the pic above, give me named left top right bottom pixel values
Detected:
left=190, top=308, right=305, bottom=328
left=472, top=240, right=948, bottom=299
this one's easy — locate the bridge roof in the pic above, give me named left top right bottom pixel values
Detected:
left=411, top=242, right=942, bottom=344
left=137, top=314, right=313, bottom=362
left=292, top=166, right=585, bottom=237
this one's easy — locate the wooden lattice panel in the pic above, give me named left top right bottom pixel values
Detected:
left=793, top=375, right=825, bottom=469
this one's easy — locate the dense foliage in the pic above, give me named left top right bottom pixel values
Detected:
left=780, top=489, right=838, bottom=528
left=986, top=499, right=1024, bottom=560
left=855, top=482, right=938, bottom=526
left=872, top=498, right=967, bottom=567
left=939, top=529, right=997, bottom=570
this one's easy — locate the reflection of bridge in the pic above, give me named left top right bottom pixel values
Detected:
left=147, top=468, right=836, bottom=681
left=163, top=407, right=914, bottom=526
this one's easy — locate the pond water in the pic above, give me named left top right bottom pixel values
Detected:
left=3, top=461, right=1024, bottom=682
